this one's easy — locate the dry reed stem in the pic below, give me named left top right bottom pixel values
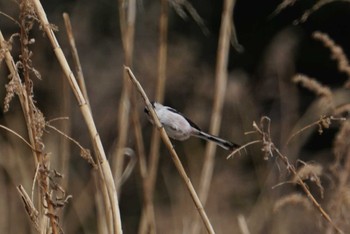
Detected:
left=30, top=1, right=123, bottom=233
left=0, top=29, right=58, bottom=233
left=62, top=13, right=111, bottom=231
left=125, top=66, right=215, bottom=234
left=0, top=29, right=39, bottom=163
left=114, top=0, right=136, bottom=193
left=130, top=95, right=157, bottom=234
left=139, top=0, right=169, bottom=233
left=192, top=0, right=235, bottom=233
left=274, top=148, right=343, bottom=233
left=63, top=13, right=90, bottom=106
left=136, top=98, right=157, bottom=234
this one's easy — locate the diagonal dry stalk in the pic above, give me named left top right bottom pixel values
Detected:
left=125, top=66, right=215, bottom=234
left=138, top=0, right=169, bottom=233
left=191, top=0, right=236, bottom=233
left=30, top=1, right=123, bottom=233
left=62, top=12, right=114, bottom=232
left=248, top=117, right=344, bottom=234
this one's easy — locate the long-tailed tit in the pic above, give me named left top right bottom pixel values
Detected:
left=144, top=102, right=239, bottom=150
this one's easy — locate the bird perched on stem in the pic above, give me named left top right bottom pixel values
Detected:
left=144, top=102, right=239, bottom=151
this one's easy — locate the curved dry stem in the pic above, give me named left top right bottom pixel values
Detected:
left=226, top=140, right=262, bottom=159
left=0, top=124, right=36, bottom=151
left=46, top=123, right=97, bottom=168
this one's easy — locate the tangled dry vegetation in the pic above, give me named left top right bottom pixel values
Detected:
left=1, top=0, right=350, bottom=234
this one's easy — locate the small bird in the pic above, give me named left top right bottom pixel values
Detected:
left=144, top=102, right=239, bottom=150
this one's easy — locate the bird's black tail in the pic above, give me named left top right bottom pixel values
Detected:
left=195, top=131, right=239, bottom=151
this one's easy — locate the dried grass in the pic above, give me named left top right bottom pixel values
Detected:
left=1, top=1, right=350, bottom=234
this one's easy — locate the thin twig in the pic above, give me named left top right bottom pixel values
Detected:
left=63, top=13, right=90, bottom=106
left=46, top=123, right=97, bottom=168
left=0, top=124, right=36, bottom=151
left=286, top=115, right=345, bottom=145
left=125, top=66, right=215, bottom=234
left=226, top=140, right=262, bottom=159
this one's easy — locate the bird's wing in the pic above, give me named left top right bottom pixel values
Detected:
left=165, top=106, right=202, bottom=131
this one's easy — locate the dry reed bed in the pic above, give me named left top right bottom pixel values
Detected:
left=0, top=0, right=350, bottom=233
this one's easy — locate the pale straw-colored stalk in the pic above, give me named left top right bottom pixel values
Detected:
left=191, top=0, right=236, bottom=233
left=114, top=0, right=136, bottom=193
left=30, top=1, right=123, bottom=233
left=138, top=0, right=169, bottom=233
left=63, top=13, right=90, bottom=106
left=62, top=12, right=112, bottom=233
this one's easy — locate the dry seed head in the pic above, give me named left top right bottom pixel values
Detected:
left=4, top=75, right=21, bottom=112
left=292, top=74, right=332, bottom=99
left=33, top=108, right=45, bottom=139
left=313, top=31, right=350, bottom=83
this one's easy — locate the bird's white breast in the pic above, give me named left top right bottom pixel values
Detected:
left=156, top=108, right=193, bottom=141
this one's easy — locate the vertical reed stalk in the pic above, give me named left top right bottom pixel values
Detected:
left=114, top=0, right=136, bottom=192
left=139, top=0, right=168, bottom=233
left=30, top=1, right=123, bottom=233
left=191, top=0, right=235, bottom=233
